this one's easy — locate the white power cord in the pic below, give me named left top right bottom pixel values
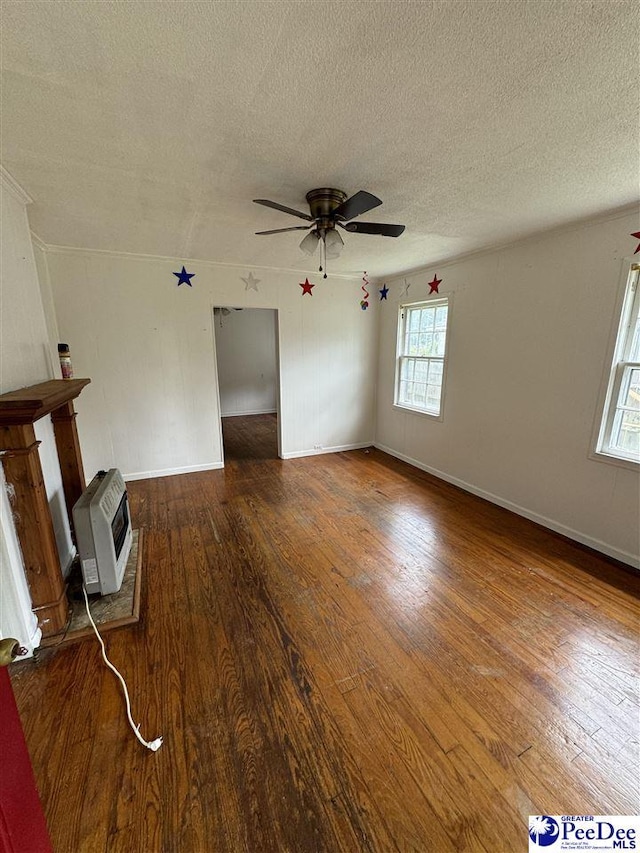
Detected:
left=82, top=585, right=163, bottom=752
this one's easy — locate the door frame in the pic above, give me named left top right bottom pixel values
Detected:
left=211, top=306, right=283, bottom=465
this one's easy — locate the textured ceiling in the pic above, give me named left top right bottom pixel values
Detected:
left=1, top=0, right=638, bottom=277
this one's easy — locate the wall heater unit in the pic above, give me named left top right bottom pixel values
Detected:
left=72, top=468, right=132, bottom=595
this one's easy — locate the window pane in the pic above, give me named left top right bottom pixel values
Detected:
left=414, top=360, right=429, bottom=382
left=402, top=305, right=448, bottom=358
left=428, top=361, right=443, bottom=384
left=400, top=359, right=414, bottom=381
left=620, top=368, right=640, bottom=411
left=612, top=410, right=640, bottom=457
left=426, top=385, right=440, bottom=405
left=629, top=315, right=640, bottom=361
left=420, top=309, right=435, bottom=333
left=404, top=308, right=436, bottom=356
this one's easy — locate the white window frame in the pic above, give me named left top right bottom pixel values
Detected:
left=592, top=261, right=640, bottom=468
left=394, top=297, right=450, bottom=419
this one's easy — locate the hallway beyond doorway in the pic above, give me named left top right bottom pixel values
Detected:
left=221, top=413, right=278, bottom=462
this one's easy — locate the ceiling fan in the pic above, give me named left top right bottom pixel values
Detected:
left=253, top=188, right=405, bottom=278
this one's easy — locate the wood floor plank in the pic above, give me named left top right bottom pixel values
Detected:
left=9, top=417, right=639, bottom=852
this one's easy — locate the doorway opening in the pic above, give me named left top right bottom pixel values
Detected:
left=213, top=307, right=281, bottom=463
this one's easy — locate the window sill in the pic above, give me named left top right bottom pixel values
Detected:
left=393, top=403, right=443, bottom=421
left=589, top=449, right=640, bottom=472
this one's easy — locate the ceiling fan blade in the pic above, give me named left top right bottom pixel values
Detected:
left=343, top=221, right=405, bottom=237
left=331, top=190, right=382, bottom=221
left=255, top=226, right=313, bottom=235
left=253, top=199, right=313, bottom=221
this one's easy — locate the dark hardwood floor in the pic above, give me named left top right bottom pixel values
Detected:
left=11, top=416, right=640, bottom=852
left=221, top=413, right=279, bottom=463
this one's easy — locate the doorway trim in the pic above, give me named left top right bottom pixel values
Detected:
left=211, top=306, right=283, bottom=466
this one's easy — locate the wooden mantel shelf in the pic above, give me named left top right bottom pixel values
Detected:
left=0, top=378, right=91, bottom=425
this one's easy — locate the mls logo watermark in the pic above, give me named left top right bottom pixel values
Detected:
left=529, top=816, right=639, bottom=851
left=529, top=816, right=560, bottom=847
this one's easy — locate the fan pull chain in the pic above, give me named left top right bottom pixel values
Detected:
left=319, top=234, right=327, bottom=278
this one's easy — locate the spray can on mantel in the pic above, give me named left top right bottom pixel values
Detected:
left=58, top=343, right=73, bottom=380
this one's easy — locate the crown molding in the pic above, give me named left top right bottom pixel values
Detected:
left=29, top=231, right=48, bottom=251
left=0, top=166, right=33, bottom=205
left=376, top=202, right=640, bottom=285
left=40, top=242, right=364, bottom=281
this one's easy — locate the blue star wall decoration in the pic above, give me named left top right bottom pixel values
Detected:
left=379, top=284, right=389, bottom=300
left=173, top=266, right=195, bottom=287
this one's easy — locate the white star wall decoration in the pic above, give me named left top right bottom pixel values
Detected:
left=241, top=272, right=260, bottom=292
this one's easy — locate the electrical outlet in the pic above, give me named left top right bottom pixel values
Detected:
left=314, top=444, right=322, bottom=450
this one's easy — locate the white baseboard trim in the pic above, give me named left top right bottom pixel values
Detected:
left=281, top=442, right=373, bottom=460
left=374, top=443, right=639, bottom=569
left=222, top=409, right=277, bottom=418
left=124, top=461, right=224, bottom=481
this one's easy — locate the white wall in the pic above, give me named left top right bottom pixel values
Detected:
left=45, top=248, right=378, bottom=478
left=214, top=308, right=277, bottom=417
left=0, top=169, right=73, bottom=653
left=32, top=236, right=61, bottom=376
left=30, top=240, right=76, bottom=575
left=375, top=208, right=640, bottom=567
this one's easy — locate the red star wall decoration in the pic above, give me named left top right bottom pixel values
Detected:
left=631, top=231, right=640, bottom=254
left=300, top=278, right=314, bottom=295
left=428, top=274, right=442, bottom=294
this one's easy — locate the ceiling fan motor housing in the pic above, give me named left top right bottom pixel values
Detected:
left=305, top=188, right=347, bottom=221
left=253, top=188, right=404, bottom=240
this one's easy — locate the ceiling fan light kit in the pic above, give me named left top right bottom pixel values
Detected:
left=253, top=188, right=405, bottom=278
left=324, top=228, right=344, bottom=260
left=300, top=230, right=320, bottom=255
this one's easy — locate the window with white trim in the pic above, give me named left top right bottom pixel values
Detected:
left=596, top=262, right=640, bottom=463
left=395, top=298, right=449, bottom=417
